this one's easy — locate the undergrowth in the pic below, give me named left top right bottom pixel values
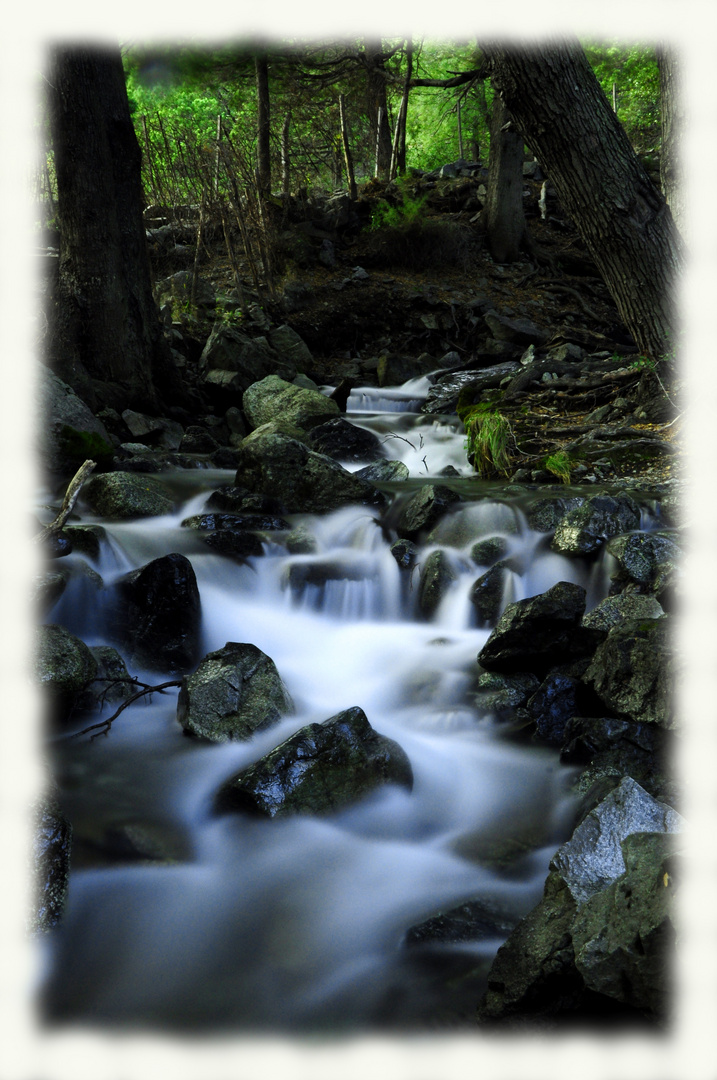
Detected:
left=461, top=403, right=512, bottom=477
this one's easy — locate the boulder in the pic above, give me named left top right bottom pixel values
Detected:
left=355, top=460, right=410, bottom=483
left=395, top=484, right=462, bottom=540
left=34, top=624, right=98, bottom=724
left=582, top=616, right=675, bottom=727
left=582, top=593, right=664, bottom=633
left=525, top=496, right=584, bottom=533
left=477, top=581, right=601, bottom=676
left=30, top=796, right=72, bottom=933
left=177, top=642, right=292, bottom=741
left=418, top=550, right=457, bottom=618
left=76, top=645, right=134, bottom=710
left=200, top=325, right=296, bottom=392
left=37, top=369, right=114, bottom=475
left=484, top=311, right=548, bottom=346
left=121, top=410, right=184, bottom=450
left=526, top=671, right=582, bottom=746
left=242, top=375, right=339, bottom=435
left=470, top=671, right=540, bottom=719
left=560, top=715, right=671, bottom=802
left=307, top=417, right=384, bottom=463
left=606, top=532, right=682, bottom=608
left=268, top=324, right=314, bottom=367
left=470, top=535, right=510, bottom=566
left=390, top=538, right=419, bottom=570
left=82, top=471, right=175, bottom=519
left=422, top=361, right=520, bottom=416
left=233, top=432, right=385, bottom=514
left=469, top=562, right=511, bottom=626
left=377, top=353, right=436, bottom=387
left=551, top=495, right=642, bottom=556
left=155, top=270, right=216, bottom=311
left=214, top=705, right=413, bottom=817
left=113, top=553, right=201, bottom=673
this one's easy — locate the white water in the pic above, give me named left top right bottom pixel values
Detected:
left=39, top=382, right=645, bottom=1034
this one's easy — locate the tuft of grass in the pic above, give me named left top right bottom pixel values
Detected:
left=463, top=404, right=512, bottom=477
left=543, top=450, right=572, bottom=484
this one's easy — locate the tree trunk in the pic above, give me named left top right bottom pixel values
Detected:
left=484, top=41, right=683, bottom=358
left=483, top=93, right=529, bottom=263
left=339, top=94, right=358, bottom=200
left=48, top=45, right=174, bottom=410
left=657, top=46, right=684, bottom=236
left=255, top=53, right=271, bottom=196
left=363, top=39, right=393, bottom=181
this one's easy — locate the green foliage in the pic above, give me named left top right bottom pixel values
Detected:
left=370, top=177, right=428, bottom=230
left=582, top=42, right=660, bottom=153
left=462, top=404, right=512, bottom=477
left=543, top=450, right=572, bottom=484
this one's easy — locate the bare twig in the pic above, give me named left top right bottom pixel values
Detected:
left=71, top=679, right=182, bottom=740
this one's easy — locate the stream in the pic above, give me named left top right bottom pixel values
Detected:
left=38, top=374, right=643, bottom=1034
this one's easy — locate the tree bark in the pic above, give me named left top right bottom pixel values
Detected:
left=363, top=39, right=393, bottom=181
left=255, top=52, right=271, bottom=196
left=48, top=45, right=175, bottom=409
left=657, top=46, right=684, bottom=236
left=483, top=40, right=684, bottom=358
left=483, top=93, right=529, bottom=262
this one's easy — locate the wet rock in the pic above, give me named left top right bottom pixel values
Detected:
left=390, top=538, right=419, bottom=570
left=242, top=374, right=339, bottom=435
left=477, top=581, right=601, bottom=676
left=200, top=530, right=264, bottom=561
left=37, top=369, right=114, bottom=475
left=202, top=485, right=251, bottom=513
left=571, top=832, right=678, bottom=1016
left=526, top=671, right=582, bottom=746
left=484, top=311, right=548, bottom=346
left=76, top=645, right=134, bottom=710
left=214, top=705, right=413, bottom=817
left=82, top=471, right=175, bottom=519
left=470, top=671, right=540, bottom=718
left=469, top=562, right=511, bottom=626
left=551, top=495, right=641, bottom=556
left=405, top=897, right=517, bottom=946
left=178, top=426, right=220, bottom=454
left=177, top=642, right=292, bottom=742
left=61, top=524, right=106, bottom=561
left=560, top=715, right=672, bottom=802
left=377, top=352, right=435, bottom=386
left=32, top=570, right=69, bottom=616
left=418, top=549, right=457, bottom=618
left=181, top=512, right=290, bottom=532
left=114, top=553, right=201, bottom=673
left=355, top=459, right=410, bottom=483
left=470, top=535, right=510, bottom=566
left=268, top=324, right=314, bottom=368
left=582, top=616, right=675, bottom=728
left=233, top=431, right=385, bottom=514
left=395, top=484, right=462, bottom=540
left=31, top=796, right=72, bottom=933
left=422, top=361, right=520, bottom=415
left=285, top=526, right=318, bottom=554
left=582, top=593, right=664, bottom=633
left=606, top=532, right=682, bottom=608
left=307, top=416, right=384, bottom=463
left=34, top=624, right=98, bottom=724
left=200, top=325, right=296, bottom=392
left=524, top=496, right=584, bottom=533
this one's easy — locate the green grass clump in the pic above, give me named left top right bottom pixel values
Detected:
left=543, top=450, right=572, bottom=484
left=462, top=404, right=512, bottom=478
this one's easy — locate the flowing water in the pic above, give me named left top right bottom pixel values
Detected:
left=38, top=374, right=648, bottom=1034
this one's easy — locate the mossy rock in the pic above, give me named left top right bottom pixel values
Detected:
left=57, top=424, right=114, bottom=466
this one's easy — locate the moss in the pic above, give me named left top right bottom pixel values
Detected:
left=58, top=425, right=113, bottom=465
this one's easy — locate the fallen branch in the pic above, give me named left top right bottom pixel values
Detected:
left=71, top=679, right=182, bottom=740
left=34, top=459, right=96, bottom=544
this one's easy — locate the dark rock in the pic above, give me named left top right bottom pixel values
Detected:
left=395, top=484, right=462, bottom=540
left=526, top=672, right=582, bottom=745
left=307, top=416, right=384, bottom=463
left=178, top=426, right=220, bottom=453
left=560, top=715, right=672, bottom=802
left=405, top=897, right=517, bottom=947
left=268, top=324, right=314, bottom=368
left=76, top=645, right=134, bottom=710
left=242, top=374, right=339, bottom=434
left=34, top=624, right=99, bottom=724
left=551, top=495, right=642, bottom=556
left=32, top=570, right=69, bottom=616
left=525, top=496, right=584, bottom=533
left=477, top=582, right=600, bottom=676
left=203, top=485, right=252, bottom=513
left=470, top=671, right=540, bottom=718
left=582, top=593, right=664, bottom=633
left=31, top=796, right=72, bottom=933
left=422, top=361, right=520, bottom=415
left=201, top=530, right=265, bottom=561
left=177, top=642, right=292, bottom=742
left=210, top=447, right=242, bottom=469
left=181, top=512, right=290, bottom=532
left=37, top=369, right=113, bottom=475
left=582, top=616, right=675, bottom=727
left=200, top=325, right=296, bottom=392
left=390, top=538, right=419, bottom=570
left=470, top=536, right=510, bottom=566
left=355, top=460, right=410, bottom=483
left=114, top=553, right=201, bottom=673
left=469, top=562, right=511, bottom=626
left=328, top=376, right=355, bottom=412
left=61, top=524, right=106, bottom=561
left=83, top=471, right=175, bottom=519
left=121, top=410, right=184, bottom=449
left=377, top=352, right=436, bottom=386
left=233, top=432, right=385, bottom=514
left=43, top=532, right=73, bottom=558
left=484, top=311, right=548, bottom=346
left=214, top=705, right=413, bottom=817
left=606, top=531, right=682, bottom=606
left=418, top=550, right=457, bottom=618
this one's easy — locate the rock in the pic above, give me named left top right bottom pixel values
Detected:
left=395, top=484, right=462, bottom=540
left=470, top=671, right=540, bottom=718
left=214, top=705, right=413, bottom=817
left=526, top=671, right=582, bottom=745
left=551, top=495, right=642, bottom=556
left=155, top=269, right=216, bottom=311
left=582, top=593, right=664, bottom=633
left=178, top=426, right=220, bottom=454
left=285, top=526, right=318, bottom=554
left=31, top=796, right=72, bottom=933
left=582, top=616, right=675, bottom=727
left=524, top=496, right=584, bottom=533
left=32, top=570, right=69, bottom=616
left=550, top=775, right=682, bottom=907
left=484, top=311, right=548, bottom=346
left=177, top=642, right=292, bottom=741
left=181, top=512, right=290, bottom=532
left=418, top=550, right=457, bottom=618
left=37, top=369, right=114, bottom=475
left=82, top=471, right=175, bottom=519
left=377, top=353, right=435, bottom=387
left=405, top=897, right=517, bottom=946
left=469, top=562, right=511, bottom=626
left=113, top=553, right=201, bottom=673
left=560, top=715, right=671, bottom=802
left=470, top=536, right=510, bottom=566
left=422, top=361, right=520, bottom=415
left=242, top=375, right=339, bottom=435
left=61, top=524, right=106, bottom=561
left=268, top=324, right=314, bottom=368
left=355, top=460, right=410, bottom=483
left=34, top=624, right=98, bottom=724
left=606, top=532, right=682, bottom=607
left=200, top=325, right=296, bottom=392
left=121, top=410, right=184, bottom=450
left=307, top=416, right=384, bottom=463
left=390, top=538, right=419, bottom=570
left=477, top=582, right=600, bottom=676
left=76, top=645, right=134, bottom=710
left=203, top=485, right=252, bottom=513
left=571, top=832, right=678, bottom=1015
left=233, top=432, right=385, bottom=514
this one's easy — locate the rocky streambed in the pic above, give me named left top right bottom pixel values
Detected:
left=33, top=363, right=683, bottom=1033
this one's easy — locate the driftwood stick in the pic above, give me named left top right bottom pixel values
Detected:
left=71, top=679, right=182, bottom=740
left=34, top=459, right=96, bottom=544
